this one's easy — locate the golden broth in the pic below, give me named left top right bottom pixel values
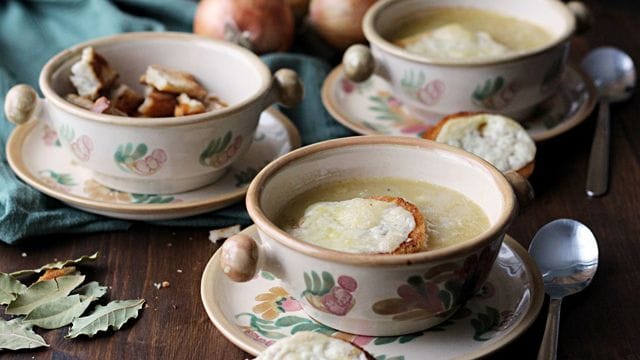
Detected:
left=277, top=178, right=490, bottom=251
left=391, top=7, right=553, bottom=60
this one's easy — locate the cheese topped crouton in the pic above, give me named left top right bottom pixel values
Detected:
left=137, top=88, right=178, bottom=117
left=174, top=93, right=206, bottom=116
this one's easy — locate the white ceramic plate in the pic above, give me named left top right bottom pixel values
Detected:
left=322, top=65, right=596, bottom=142
left=201, top=225, right=543, bottom=360
left=6, top=108, right=300, bottom=221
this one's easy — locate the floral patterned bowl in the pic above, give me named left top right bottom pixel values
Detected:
left=4, top=32, right=302, bottom=194
left=342, top=0, right=589, bottom=122
left=220, top=136, right=534, bottom=336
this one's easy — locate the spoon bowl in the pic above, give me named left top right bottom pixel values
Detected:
left=529, top=219, right=599, bottom=359
left=580, top=47, right=636, bottom=197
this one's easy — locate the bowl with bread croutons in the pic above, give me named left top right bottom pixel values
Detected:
left=4, top=32, right=303, bottom=194
left=220, top=136, right=533, bottom=336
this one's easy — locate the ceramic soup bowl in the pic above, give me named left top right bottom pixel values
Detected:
left=4, top=32, right=303, bottom=194
left=220, top=136, right=533, bottom=336
left=342, top=0, right=590, bottom=122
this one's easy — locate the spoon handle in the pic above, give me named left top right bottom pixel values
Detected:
left=585, top=99, right=610, bottom=197
left=537, top=297, right=563, bottom=360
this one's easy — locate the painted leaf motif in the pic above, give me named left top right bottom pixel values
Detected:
left=65, top=299, right=145, bottom=338
left=321, top=272, right=335, bottom=294
left=0, top=318, right=48, bottom=350
left=23, top=294, right=95, bottom=329
left=0, top=273, right=27, bottom=305
left=471, top=306, right=501, bottom=341
left=5, top=275, right=86, bottom=315
left=273, top=316, right=309, bottom=327
left=72, top=281, right=107, bottom=300
left=10, top=252, right=98, bottom=277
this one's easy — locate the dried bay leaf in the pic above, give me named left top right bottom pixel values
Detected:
left=0, top=273, right=27, bottom=305
left=72, top=281, right=107, bottom=300
left=0, top=318, right=48, bottom=350
left=5, top=275, right=86, bottom=315
left=23, top=294, right=95, bottom=329
left=10, top=252, right=98, bottom=277
left=37, top=266, right=77, bottom=282
left=66, top=299, right=145, bottom=339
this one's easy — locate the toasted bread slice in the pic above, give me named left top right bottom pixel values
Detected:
left=69, top=47, right=118, bottom=100
left=255, top=331, right=375, bottom=360
left=137, top=87, right=178, bottom=117
left=140, top=64, right=207, bottom=99
left=369, top=196, right=427, bottom=254
left=423, top=112, right=536, bottom=178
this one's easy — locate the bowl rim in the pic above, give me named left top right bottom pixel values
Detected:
left=246, top=136, right=518, bottom=266
left=363, top=0, right=576, bottom=67
left=39, top=32, right=273, bottom=127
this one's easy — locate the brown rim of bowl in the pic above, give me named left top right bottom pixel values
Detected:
left=246, top=136, right=518, bottom=266
left=5, top=108, right=301, bottom=215
left=363, top=0, right=576, bottom=67
left=39, top=32, right=273, bottom=128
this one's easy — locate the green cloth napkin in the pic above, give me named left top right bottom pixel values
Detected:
left=0, top=0, right=352, bottom=244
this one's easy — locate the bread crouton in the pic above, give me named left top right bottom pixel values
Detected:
left=137, top=88, right=178, bottom=117
left=369, top=196, right=428, bottom=254
left=70, top=47, right=118, bottom=100
left=174, top=93, right=206, bottom=116
left=110, top=84, right=144, bottom=115
left=140, top=64, right=207, bottom=99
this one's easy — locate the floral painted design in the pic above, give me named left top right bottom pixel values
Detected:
left=366, top=91, right=431, bottom=136
left=39, top=170, right=75, bottom=193
left=540, top=57, right=564, bottom=94
left=58, top=124, right=93, bottom=161
left=372, top=247, right=497, bottom=321
left=302, top=272, right=357, bottom=316
left=42, top=124, right=60, bottom=147
left=341, top=78, right=373, bottom=94
left=472, top=76, right=520, bottom=110
left=400, top=70, right=445, bottom=106
left=200, top=131, right=243, bottom=168
left=70, top=135, right=93, bottom=161
left=253, top=287, right=302, bottom=320
left=471, top=306, right=515, bottom=341
left=83, top=179, right=177, bottom=204
left=114, top=143, right=167, bottom=176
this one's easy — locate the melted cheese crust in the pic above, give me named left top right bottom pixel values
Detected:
left=288, top=198, right=415, bottom=254
left=400, top=23, right=510, bottom=61
left=255, top=332, right=368, bottom=360
left=435, top=114, right=536, bottom=172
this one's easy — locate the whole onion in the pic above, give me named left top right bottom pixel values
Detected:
left=193, top=0, right=295, bottom=54
left=309, top=0, right=377, bottom=50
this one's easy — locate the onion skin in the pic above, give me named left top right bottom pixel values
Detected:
left=309, top=0, right=377, bottom=50
left=194, top=0, right=295, bottom=54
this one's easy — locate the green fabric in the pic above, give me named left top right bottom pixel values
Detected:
left=0, top=0, right=352, bottom=244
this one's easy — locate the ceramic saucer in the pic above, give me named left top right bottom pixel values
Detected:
left=6, top=109, right=301, bottom=221
left=322, top=65, right=596, bottom=142
left=201, top=225, right=543, bottom=360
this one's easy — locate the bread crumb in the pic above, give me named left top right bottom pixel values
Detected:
left=209, top=225, right=241, bottom=244
left=21, top=252, right=27, bottom=258
left=162, top=281, right=170, bottom=288
left=177, top=269, right=183, bottom=273
left=153, top=282, right=161, bottom=290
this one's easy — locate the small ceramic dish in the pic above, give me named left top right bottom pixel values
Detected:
left=5, top=108, right=300, bottom=221
left=219, top=136, right=534, bottom=336
left=3, top=32, right=303, bottom=194
left=322, top=64, right=596, bottom=142
left=342, top=0, right=589, bottom=121
left=202, top=225, right=544, bottom=359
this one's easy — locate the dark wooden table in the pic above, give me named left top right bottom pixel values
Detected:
left=2, top=1, right=639, bottom=359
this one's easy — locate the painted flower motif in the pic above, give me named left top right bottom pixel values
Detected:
left=253, top=286, right=301, bottom=320
left=332, top=332, right=374, bottom=347
left=132, top=149, right=167, bottom=175
left=341, top=78, right=356, bottom=93
left=200, top=132, right=243, bottom=168
left=302, top=272, right=357, bottom=316
left=472, top=76, right=521, bottom=110
left=70, top=135, right=93, bottom=161
left=397, top=277, right=446, bottom=315
left=83, top=179, right=131, bottom=203
left=417, top=79, right=445, bottom=106
left=454, top=246, right=498, bottom=296
left=241, top=328, right=276, bottom=346
left=42, top=124, right=60, bottom=146
left=114, top=143, right=167, bottom=176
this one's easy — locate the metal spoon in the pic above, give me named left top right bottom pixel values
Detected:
left=581, top=47, right=636, bottom=197
left=528, top=219, right=599, bottom=360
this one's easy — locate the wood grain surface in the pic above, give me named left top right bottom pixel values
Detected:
left=2, top=1, right=640, bottom=359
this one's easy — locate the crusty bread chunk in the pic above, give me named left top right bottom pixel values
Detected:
left=137, top=88, right=178, bottom=117
left=91, top=96, right=127, bottom=116
left=140, top=64, right=207, bottom=99
left=255, top=332, right=374, bottom=360
left=65, top=94, right=94, bottom=110
left=109, top=84, right=144, bottom=115
left=205, top=94, right=228, bottom=111
left=174, top=93, right=206, bottom=116
left=424, top=112, right=536, bottom=178
left=70, top=47, right=118, bottom=100
left=369, top=196, right=428, bottom=254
